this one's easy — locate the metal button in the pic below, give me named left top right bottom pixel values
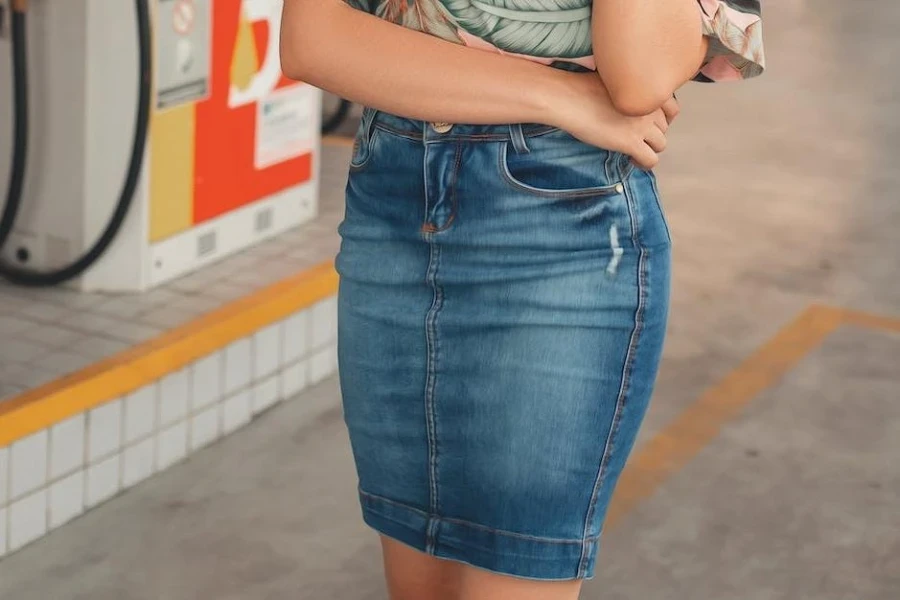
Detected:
left=432, top=122, right=453, bottom=134
left=615, top=183, right=625, bottom=194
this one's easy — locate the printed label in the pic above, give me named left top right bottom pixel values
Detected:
left=156, top=0, right=213, bottom=110
left=172, top=0, right=196, bottom=35
left=255, top=84, right=317, bottom=170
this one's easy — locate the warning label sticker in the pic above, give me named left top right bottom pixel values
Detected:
left=172, top=0, right=196, bottom=35
left=156, top=0, right=212, bottom=110
left=255, top=85, right=318, bottom=170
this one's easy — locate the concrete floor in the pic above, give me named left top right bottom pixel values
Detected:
left=1, top=0, right=899, bottom=597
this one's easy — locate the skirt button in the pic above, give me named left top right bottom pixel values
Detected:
left=432, top=122, right=453, bottom=133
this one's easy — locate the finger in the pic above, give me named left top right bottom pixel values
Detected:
left=661, top=96, right=680, bottom=124
left=644, top=126, right=667, bottom=153
left=629, top=143, right=659, bottom=170
left=652, top=109, right=668, bottom=134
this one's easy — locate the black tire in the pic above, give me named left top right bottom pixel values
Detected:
left=322, top=97, right=353, bottom=135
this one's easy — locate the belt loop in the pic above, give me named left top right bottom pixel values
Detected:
left=508, top=123, right=530, bottom=154
left=606, top=150, right=635, bottom=184
left=361, top=106, right=377, bottom=144
left=619, top=153, right=636, bottom=181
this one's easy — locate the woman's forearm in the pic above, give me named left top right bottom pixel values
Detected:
left=280, top=0, right=573, bottom=127
left=592, top=0, right=709, bottom=116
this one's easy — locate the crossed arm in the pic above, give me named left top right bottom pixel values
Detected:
left=281, top=0, right=707, bottom=125
left=592, top=0, right=710, bottom=115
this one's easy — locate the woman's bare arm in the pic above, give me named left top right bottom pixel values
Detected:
left=592, top=0, right=709, bottom=116
left=280, top=0, right=679, bottom=168
left=280, top=0, right=577, bottom=126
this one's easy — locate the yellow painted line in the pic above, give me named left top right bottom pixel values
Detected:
left=838, top=307, right=900, bottom=335
left=605, top=304, right=846, bottom=528
left=323, top=135, right=354, bottom=148
left=0, top=261, right=339, bottom=447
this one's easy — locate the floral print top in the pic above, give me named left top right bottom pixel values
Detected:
left=344, top=0, right=764, bottom=82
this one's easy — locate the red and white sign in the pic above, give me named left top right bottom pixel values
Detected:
left=172, top=0, right=196, bottom=35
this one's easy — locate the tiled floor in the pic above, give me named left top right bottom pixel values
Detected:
left=0, top=144, right=351, bottom=403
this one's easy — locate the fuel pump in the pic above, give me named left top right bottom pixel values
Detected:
left=0, top=0, right=321, bottom=293
left=0, top=0, right=152, bottom=287
left=1, top=0, right=32, bottom=252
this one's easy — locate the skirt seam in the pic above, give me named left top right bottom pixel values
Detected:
left=576, top=178, right=649, bottom=577
left=423, top=239, right=444, bottom=553
left=360, top=489, right=601, bottom=546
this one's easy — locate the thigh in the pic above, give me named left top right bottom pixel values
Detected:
left=427, top=140, right=671, bottom=577
left=336, top=125, right=435, bottom=514
left=381, top=537, right=461, bottom=600
left=382, top=537, right=582, bottom=600
left=436, top=145, right=671, bottom=538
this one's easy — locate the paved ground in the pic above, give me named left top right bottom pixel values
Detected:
left=1, top=0, right=898, bottom=598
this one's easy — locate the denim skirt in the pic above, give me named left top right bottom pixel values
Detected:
left=335, top=108, right=672, bottom=581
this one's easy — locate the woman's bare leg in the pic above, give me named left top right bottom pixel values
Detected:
left=381, top=536, right=582, bottom=600
left=456, top=567, right=583, bottom=600
left=381, top=537, right=462, bottom=600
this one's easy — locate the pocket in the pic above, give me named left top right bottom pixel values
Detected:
left=349, top=109, right=379, bottom=173
left=499, top=131, right=628, bottom=200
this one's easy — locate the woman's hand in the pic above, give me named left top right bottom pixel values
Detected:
left=547, top=72, right=679, bottom=170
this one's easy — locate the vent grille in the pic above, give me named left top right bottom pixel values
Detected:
left=255, top=207, right=273, bottom=233
left=197, top=230, right=217, bottom=258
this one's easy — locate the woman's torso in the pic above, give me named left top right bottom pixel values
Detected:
left=345, top=1, right=766, bottom=82
left=345, top=0, right=598, bottom=71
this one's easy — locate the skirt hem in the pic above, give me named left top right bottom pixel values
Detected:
left=359, top=489, right=600, bottom=581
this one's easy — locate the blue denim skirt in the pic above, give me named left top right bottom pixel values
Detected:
left=336, top=108, right=671, bottom=581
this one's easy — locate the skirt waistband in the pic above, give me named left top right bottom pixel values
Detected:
left=362, top=106, right=560, bottom=144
